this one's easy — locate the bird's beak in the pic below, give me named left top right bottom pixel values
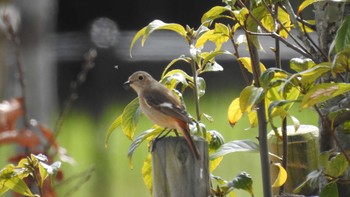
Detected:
left=123, top=80, right=131, bottom=90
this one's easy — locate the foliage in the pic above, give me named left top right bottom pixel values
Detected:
left=0, top=12, right=98, bottom=196
left=0, top=154, right=61, bottom=197
left=107, top=0, right=350, bottom=196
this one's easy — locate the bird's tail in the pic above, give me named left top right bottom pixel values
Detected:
left=178, top=122, right=201, bottom=160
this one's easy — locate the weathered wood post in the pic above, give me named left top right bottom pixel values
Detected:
left=152, top=137, right=210, bottom=197
left=268, top=125, right=319, bottom=196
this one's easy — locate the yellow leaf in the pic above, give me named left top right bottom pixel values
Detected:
left=238, top=57, right=266, bottom=74
left=142, top=153, right=153, bottom=195
left=272, top=163, right=288, bottom=188
left=227, top=97, right=243, bottom=127
left=210, top=156, right=223, bottom=172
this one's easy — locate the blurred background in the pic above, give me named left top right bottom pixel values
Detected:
left=0, top=0, right=317, bottom=196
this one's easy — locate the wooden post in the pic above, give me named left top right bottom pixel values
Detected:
left=152, top=137, right=210, bottom=197
left=268, top=125, right=319, bottom=196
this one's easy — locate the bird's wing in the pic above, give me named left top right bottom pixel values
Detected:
left=144, top=91, right=192, bottom=123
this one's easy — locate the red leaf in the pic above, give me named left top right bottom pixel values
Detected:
left=0, top=129, right=40, bottom=148
left=31, top=120, right=60, bottom=151
left=0, top=97, right=24, bottom=131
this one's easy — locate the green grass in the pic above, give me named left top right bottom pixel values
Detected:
left=0, top=89, right=318, bottom=197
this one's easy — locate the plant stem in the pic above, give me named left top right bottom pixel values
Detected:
left=190, top=59, right=201, bottom=122
left=246, top=33, right=272, bottom=197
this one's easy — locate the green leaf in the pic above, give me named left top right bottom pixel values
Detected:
left=226, top=172, right=254, bottom=195
left=128, top=128, right=163, bottom=169
left=210, top=140, right=259, bottom=159
left=301, top=83, right=350, bottom=109
left=239, top=86, right=264, bottom=112
left=122, top=98, right=142, bottom=140
left=335, top=15, right=350, bottom=52
left=196, top=77, right=206, bottom=98
left=3, top=177, right=35, bottom=197
left=105, top=115, right=122, bottom=147
left=325, top=153, right=348, bottom=177
left=290, top=58, right=316, bottom=72
left=320, top=181, right=338, bottom=197
left=331, top=49, right=350, bottom=75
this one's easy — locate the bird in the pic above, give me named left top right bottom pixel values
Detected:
left=123, top=71, right=201, bottom=160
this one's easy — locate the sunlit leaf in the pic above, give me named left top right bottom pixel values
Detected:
left=201, top=6, right=231, bottom=25
left=301, top=83, right=350, bottom=109
left=3, top=177, right=34, bottom=196
left=239, top=86, right=264, bottom=112
left=161, top=57, right=191, bottom=78
left=142, top=153, right=153, bottom=195
left=277, top=7, right=291, bottom=38
left=210, top=140, right=259, bottom=159
left=161, top=69, right=190, bottom=90
left=130, top=20, right=187, bottom=56
left=122, top=98, right=142, bottom=140
left=200, top=50, right=232, bottom=73
left=335, top=15, right=350, bottom=52
left=290, top=58, right=316, bottom=73
left=210, top=156, right=223, bottom=172
left=297, top=0, right=317, bottom=14
left=196, top=23, right=229, bottom=50
left=320, top=181, right=338, bottom=197
left=247, top=110, right=258, bottom=129
left=129, top=26, right=147, bottom=57
left=105, top=115, right=122, bottom=147
left=227, top=97, right=243, bottom=127
left=238, top=57, right=266, bottom=74
left=272, top=163, right=287, bottom=188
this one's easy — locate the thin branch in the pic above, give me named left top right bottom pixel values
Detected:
left=2, top=11, right=30, bottom=128
left=53, top=48, right=97, bottom=137
left=280, top=1, right=317, bottom=58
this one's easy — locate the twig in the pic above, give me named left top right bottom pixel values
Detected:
left=53, top=48, right=97, bottom=137
left=2, top=10, right=30, bottom=128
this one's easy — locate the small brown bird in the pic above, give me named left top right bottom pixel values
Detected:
left=124, top=71, right=201, bottom=160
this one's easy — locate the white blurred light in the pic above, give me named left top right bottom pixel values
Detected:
left=90, top=17, right=119, bottom=49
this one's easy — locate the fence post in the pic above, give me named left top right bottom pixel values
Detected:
left=152, top=137, right=210, bottom=197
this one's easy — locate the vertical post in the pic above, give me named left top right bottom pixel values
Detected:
left=152, top=137, right=210, bottom=197
left=268, top=125, right=319, bottom=196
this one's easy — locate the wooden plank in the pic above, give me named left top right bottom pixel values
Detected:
left=152, top=137, right=210, bottom=197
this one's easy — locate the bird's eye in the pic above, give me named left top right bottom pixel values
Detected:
left=138, top=75, right=144, bottom=80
